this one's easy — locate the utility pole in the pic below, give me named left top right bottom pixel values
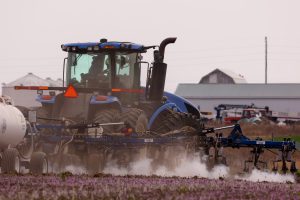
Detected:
left=265, top=36, right=268, bottom=84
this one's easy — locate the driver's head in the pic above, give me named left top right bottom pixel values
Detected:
left=89, top=55, right=104, bottom=73
left=91, top=55, right=104, bottom=66
left=117, top=55, right=128, bottom=69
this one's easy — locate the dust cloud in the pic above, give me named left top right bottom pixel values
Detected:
left=64, top=165, right=86, bottom=175
left=103, top=157, right=229, bottom=179
left=59, top=152, right=295, bottom=183
left=235, top=169, right=295, bottom=183
left=101, top=155, right=295, bottom=183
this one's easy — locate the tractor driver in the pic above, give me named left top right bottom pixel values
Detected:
left=81, top=55, right=110, bottom=87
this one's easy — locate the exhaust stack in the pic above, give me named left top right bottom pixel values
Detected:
left=149, top=37, right=177, bottom=101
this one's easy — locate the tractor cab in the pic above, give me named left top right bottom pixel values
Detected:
left=61, top=39, right=149, bottom=105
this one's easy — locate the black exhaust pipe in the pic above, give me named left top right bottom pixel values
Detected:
left=149, top=37, right=177, bottom=101
left=158, top=37, right=177, bottom=62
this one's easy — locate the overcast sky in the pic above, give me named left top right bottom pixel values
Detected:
left=1, top=0, right=300, bottom=93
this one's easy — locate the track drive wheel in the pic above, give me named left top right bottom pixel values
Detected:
left=94, top=109, right=120, bottom=133
left=1, top=148, right=20, bottom=174
left=121, top=108, right=148, bottom=134
left=29, top=152, right=48, bottom=175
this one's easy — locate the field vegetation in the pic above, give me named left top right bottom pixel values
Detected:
left=0, top=174, right=299, bottom=200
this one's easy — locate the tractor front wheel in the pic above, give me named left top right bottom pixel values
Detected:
left=1, top=148, right=20, bottom=174
left=94, top=109, right=120, bottom=133
left=150, top=109, right=199, bottom=134
left=150, top=109, right=183, bottom=134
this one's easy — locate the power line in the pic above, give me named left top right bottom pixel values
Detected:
left=0, top=57, right=62, bottom=61
left=168, top=45, right=264, bottom=53
left=167, top=53, right=263, bottom=60
left=169, top=59, right=263, bottom=65
left=269, top=45, right=300, bottom=48
left=265, top=36, right=268, bottom=84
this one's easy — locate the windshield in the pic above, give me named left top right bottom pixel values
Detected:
left=66, top=52, right=140, bottom=90
left=66, top=53, right=111, bottom=88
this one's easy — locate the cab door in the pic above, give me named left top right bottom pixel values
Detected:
left=113, top=53, right=141, bottom=106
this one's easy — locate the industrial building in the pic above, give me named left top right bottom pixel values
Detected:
left=175, top=69, right=300, bottom=113
left=2, top=73, right=62, bottom=107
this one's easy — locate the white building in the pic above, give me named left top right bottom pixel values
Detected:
left=2, top=73, right=62, bottom=107
left=175, top=83, right=300, bottom=113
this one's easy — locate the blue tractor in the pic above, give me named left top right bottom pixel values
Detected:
left=15, top=38, right=201, bottom=173
left=35, top=37, right=200, bottom=134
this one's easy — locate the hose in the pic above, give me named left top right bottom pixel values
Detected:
left=17, top=121, right=34, bottom=160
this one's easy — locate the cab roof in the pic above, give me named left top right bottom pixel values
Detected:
left=61, top=40, right=150, bottom=53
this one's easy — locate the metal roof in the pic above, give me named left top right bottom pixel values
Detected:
left=217, top=68, right=247, bottom=83
left=3, top=73, right=61, bottom=87
left=200, top=68, right=247, bottom=83
left=4, top=73, right=50, bottom=87
left=45, top=77, right=63, bottom=87
left=175, top=83, right=300, bottom=99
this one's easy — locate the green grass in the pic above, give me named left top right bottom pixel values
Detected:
left=273, top=135, right=300, bottom=143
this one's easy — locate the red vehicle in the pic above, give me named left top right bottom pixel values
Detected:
left=222, top=107, right=267, bottom=124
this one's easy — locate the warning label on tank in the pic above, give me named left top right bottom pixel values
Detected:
left=1, top=119, right=7, bottom=134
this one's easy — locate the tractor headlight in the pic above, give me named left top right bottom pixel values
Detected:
left=93, top=46, right=99, bottom=51
left=61, top=45, right=67, bottom=51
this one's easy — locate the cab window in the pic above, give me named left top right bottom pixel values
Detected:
left=115, top=53, right=137, bottom=89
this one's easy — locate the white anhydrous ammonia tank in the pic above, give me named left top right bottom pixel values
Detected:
left=0, top=100, right=26, bottom=148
